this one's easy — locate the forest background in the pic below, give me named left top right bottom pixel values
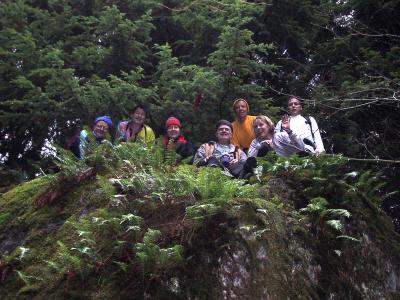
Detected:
left=0, top=0, right=399, bottom=227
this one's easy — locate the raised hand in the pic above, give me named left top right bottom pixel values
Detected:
left=281, top=114, right=291, bottom=132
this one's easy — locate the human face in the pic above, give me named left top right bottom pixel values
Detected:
left=288, top=97, right=302, bottom=116
left=167, top=125, right=181, bottom=139
left=253, top=119, right=271, bottom=141
left=216, top=125, right=232, bottom=145
left=131, top=108, right=146, bottom=125
left=93, top=120, right=109, bottom=138
left=234, top=100, right=248, bottom=121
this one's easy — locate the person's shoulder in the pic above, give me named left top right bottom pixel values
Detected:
left=249, top=138, right=258, bottom=146
left=202, top=141, right=216, bottom=146
left=308, top=115, right=318, bottom=122
left=80, top=129, right=88, bottom=138
left=302, top=115, right=318, bottom=123
left=118, top=120, right=129, bottom=129
left=144, top=124, right=155, bottom=132
left=247, top=115, right=256, bottom=121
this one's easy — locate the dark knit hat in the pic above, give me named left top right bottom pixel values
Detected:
left=216, top=119, right=233, bottom=132
left=165, top=116, right=182, bottom=128
left=95, top=116, right=112, bottom=128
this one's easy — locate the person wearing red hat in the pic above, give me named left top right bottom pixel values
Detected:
left=160, top=116, right=194, bottom=161
left=231, top=98, right=256, bottom=152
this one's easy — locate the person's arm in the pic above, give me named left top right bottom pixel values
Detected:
left=78, top=130, right=88, bottom=159
left=145, top=126, right=156, bottom=143
left=116, top=121, right=127, bottom=143
left=247, top=139, right=259, bottom=157
left=193, top=144, right=207, bottom=166
left=282, top=115, right=306, bottom=151
left=310, top=117, right=325, bottom=153
left=176, top=141, right=195, bottom=159
left=238, top=148, right=247, bottom=162
left=274, top=120, right=282, bottom=134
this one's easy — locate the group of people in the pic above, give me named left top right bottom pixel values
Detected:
left=72, top=96, right=325, bottom=178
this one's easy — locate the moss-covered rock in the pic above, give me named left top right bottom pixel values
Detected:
left=0, top=145, right=399, bottom=299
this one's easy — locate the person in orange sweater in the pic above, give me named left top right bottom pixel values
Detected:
left=231, top=98, right=256, bottom=152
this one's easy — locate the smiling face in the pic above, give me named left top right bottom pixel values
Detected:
left=93, top=120, right=109, bottom=138
left=131, top=107, right=146, bottom=126
left=167, top=124, right=181, bottom=139
left=234, top=100, right=249, bottom=121
left=253, top=118, right=271, bottom=141
left=216, top=124, right=233, bottom=145
left=287, top=97, right=303, bottom=116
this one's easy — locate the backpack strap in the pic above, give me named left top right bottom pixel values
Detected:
left=304, top=116, right=315, bottom=142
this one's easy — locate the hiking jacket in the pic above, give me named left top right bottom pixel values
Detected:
left=248, top=138, right=274, bottom=157
left=193, top=142, right=247, bottom=166
left=78, top=127, right=113, bottom=159
left=158, top=135, right=195, bottom=161
left=274, top=114, right=325, bottom=156
left=116, top=121, right=155, bottom=144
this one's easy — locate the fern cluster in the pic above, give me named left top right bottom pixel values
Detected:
left=7, top=144, right=390, bottom=297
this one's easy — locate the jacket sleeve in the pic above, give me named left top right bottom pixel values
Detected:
left=274, top=120, right=282, bottom=134
left=116, top=121, right=127, bottom=143
left=145, top=126, right=156, bottom=143
left=193, top=144, right=207, bottom=166
left=247, top=139, right=259, bottom=157
left=310, top=117, right=325, bottom=153
left=176, top=141, right=195, bottom=159
left=238, top=149, right=247, bottom=162
left=78, top=130, right=88, bottom=159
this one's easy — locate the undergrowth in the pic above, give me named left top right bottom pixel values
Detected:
left=0, top=144, right=394, bottom=299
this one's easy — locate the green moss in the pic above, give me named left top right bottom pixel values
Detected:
left=0, top=176, right=56, bottom=232
left=0, top=151, right=399, bottom=298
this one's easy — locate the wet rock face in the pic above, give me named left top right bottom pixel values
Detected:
left=218, top=244, right=252, bottom=299
left=216, top=219, right=316, bottom=300
left=0, top=226, right=27, bottom=257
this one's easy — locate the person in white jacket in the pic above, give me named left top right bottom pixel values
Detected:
left=273, top=96, right=325, bottom=157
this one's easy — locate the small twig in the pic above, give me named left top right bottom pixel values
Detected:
left=324, top=154, right=400, bottom=164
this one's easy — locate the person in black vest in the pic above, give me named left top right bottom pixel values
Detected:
left=159, top=116, right=194, bottom=162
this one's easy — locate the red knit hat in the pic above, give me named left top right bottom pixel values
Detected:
left=165, top=117, right=182, bottom=128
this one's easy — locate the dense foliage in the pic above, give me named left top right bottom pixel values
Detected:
left=0, top=2, right=399, bottom=221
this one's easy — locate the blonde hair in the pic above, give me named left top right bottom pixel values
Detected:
left=253, top=115, right=275, bottom=135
